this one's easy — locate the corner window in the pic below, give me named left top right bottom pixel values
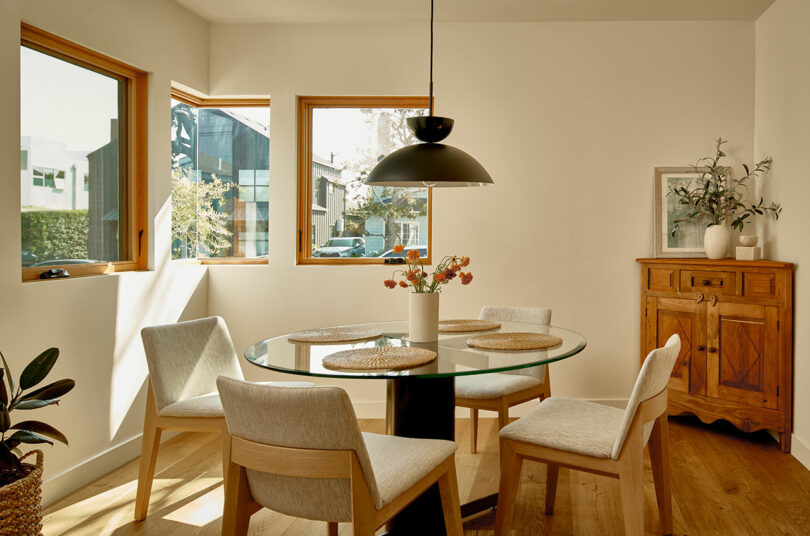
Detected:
left=170, top=89, right=270, bottom=263
left=20, top=24, right=147, bottom=279
left=296, top=96, right=432, bottom=264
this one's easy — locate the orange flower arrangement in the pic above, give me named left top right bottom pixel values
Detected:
left=383, top=246, right=473, bottom=293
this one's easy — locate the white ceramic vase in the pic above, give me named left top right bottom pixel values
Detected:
left=409, top=292, right=439, bottom=342
left=704, top=224, right=731, bottom=259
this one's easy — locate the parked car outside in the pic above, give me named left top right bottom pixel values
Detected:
left=378, top=245, right=428, bottom=258
left=313, top=237, right=366, bottom=257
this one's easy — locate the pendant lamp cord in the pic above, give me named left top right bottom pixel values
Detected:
left=429, top=0, right=434, bottom=115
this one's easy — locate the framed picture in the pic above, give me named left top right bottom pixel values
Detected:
left=654, top=167, right=709, bottom=258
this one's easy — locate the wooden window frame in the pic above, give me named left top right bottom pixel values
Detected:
left=21, top=23, right=148, bottom=282
left=296, top=96, right=433, bottom=266
left=170, top=87, right=270, bottom=266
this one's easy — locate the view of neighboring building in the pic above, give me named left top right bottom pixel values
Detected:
left=171, top=102, right=270, bottom=259
left=20, top=136, right=89, bottom=211
left=311, top=154, right=346, bottom=249
left=86, top=119, right=121, bottom=261
left=310, top=108, right=428, bottom=258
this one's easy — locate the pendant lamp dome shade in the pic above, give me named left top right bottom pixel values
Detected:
left=363, top=0, right=493, bottom=188
left=365, top=142, right=493, bottom=187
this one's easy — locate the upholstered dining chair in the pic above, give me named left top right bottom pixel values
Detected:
left=494, top=334, right=681, bottom=536
left=455, top=306, right=553, bottom=453
left=135, top=316, right=311, bottom=521
left=216, top=377, right=464, bottom=536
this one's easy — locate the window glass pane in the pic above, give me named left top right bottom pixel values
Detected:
left=170, top=100, right=270, bottom=259
left=20, top=45, right=123, bottom=268
left=20, top=149, right=28, bottom=170
left=309, top=107, right=428, bottom=259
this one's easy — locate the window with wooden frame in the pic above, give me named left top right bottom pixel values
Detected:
left=297, top=96, right=432, bottom=265
left=170, top=87, right=270, bottom=265
left=20, top=23, right=147, bottom=280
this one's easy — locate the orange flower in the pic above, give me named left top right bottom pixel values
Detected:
left=460, top=256, right=470, bottom=267
left=407, top=249, right=420, bottom=261
left=444, top=268, right=457, bottom=280
left=384, top=280, right=397, bottom=289
left=393, top=244, right=405, bottom=253
left=398, top=281, right=409, bottom=288
left=433, top=273, right=446, bottom=283
left=405, top=270, right=417, bottom=282
left=460, top=272, right=473, bottom=285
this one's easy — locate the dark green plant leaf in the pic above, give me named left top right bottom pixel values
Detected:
left=0, top=441, right=19, bottom=469
left=7, top=430, right=53, bottom=446
left=0, top=406, right=9, bottom=433
left=13, top=398, right=59, bottom=410
left=19, top=348, right=59, bottom=390
left=10, top=420, right=68, bottom=445
left=0, top=369, right=7, bottom=406
left=19, top=379, right=75, bottom=402
left=0, top=351, right=14, bottom=396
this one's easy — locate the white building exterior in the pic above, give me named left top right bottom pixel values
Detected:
left=21, top=135, right=89, bottom=210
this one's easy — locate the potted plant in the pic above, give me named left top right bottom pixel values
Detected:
left=669, top=138, right=781, bottom=259
left=383, top=246, right=473, bottom=342
left=1, top=348, right=74, bottom=535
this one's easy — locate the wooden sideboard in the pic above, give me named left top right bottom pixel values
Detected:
left=637, top=258, right=794, bottom=452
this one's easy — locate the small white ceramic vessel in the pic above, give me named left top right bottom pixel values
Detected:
left=739, top=235, right=759, bottom=247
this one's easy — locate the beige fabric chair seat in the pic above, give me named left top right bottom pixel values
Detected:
left=363, top=432, right=456, bottom=508
left=160, top=382, right=314, bottom=418
left=455, top=373, right=542, bottom=400
left=500, top=397, right=625, bottom=459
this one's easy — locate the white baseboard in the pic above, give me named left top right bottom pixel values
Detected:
left=791, top=433, right=810, bottom=471
left=42, top=431, right=177, bottom=507
left=42, top=434, right=142, bottom=507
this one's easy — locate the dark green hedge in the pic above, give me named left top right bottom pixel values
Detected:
left=21, top=209, right=88, bottom=262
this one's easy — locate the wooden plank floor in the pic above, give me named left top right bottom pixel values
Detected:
left=43, top=415, right=810, bottom=535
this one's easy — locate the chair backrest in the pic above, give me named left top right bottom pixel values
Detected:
left=480, top=306, right=552, bottom=379
left=141, top=316, right=243, bottom=411
left=216, top=377, right=380, bottom=522
left=610, top=334, right=681, bottom=459
left=479, top=306, right=552, bottom=326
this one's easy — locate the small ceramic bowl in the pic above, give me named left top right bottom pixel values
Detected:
left=739, top=235, right=758, bottom=247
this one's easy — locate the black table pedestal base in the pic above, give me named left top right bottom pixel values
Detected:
left=385, top=376, right=455, bottom=535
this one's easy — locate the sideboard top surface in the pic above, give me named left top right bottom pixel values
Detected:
left=636, top=258, right=794, bottom=269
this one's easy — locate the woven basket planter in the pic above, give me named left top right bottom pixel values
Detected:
left=0, top=450, right=44, bottom=536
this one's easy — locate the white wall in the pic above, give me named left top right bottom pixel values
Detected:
left=0, top=0, right=210, bottom=503
left=207, top=22, right=756, bottom=414
left=755, top=0, right=810, bottom=467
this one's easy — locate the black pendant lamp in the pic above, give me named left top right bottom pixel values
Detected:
left=364, top=0, right=493, bottom=188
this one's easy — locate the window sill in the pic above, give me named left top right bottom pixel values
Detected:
left=21, top=261, right=145, bottom=282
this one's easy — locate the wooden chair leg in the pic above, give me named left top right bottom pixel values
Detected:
left=494, top=439, right=524, bottom=536
left=498, top=399, right=510, bottom=430
left=545, top=463, right=560, bottom=515
left=437, top=458, right=464, bottom=536
left=470, top=408, right=479, bottom=453
left=222, top=460, right=253, bottom=536
left=618, top=441, right=645, bottom=536
left=135, top=387, right=161, bottom=521
left=327, top=522, right=338, bottom=536
left=648, top=416, right=673, bottom=535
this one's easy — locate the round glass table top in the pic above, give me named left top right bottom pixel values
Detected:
left=244, top=321, right=586, bottom=379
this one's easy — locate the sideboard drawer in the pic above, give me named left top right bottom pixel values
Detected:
left=742, top=271, right=779, bottom=300
left=681, top=270, right=736, bottom=295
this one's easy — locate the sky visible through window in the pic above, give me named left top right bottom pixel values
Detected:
left=20, top=46, right=118, bottom=152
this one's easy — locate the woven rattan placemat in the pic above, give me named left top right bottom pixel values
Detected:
left=322, top=346, right=437, bottom=371
left=466, top=332, right=563, bottom=351
left=288, top=327, right=383, bottom=344
left=438, top=319, right=501, bottom=333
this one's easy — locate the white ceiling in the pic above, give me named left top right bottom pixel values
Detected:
left=173, top=0, right=776, bottom=24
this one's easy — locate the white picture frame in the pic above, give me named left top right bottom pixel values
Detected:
left=654, top=167, right=709, bottom=258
